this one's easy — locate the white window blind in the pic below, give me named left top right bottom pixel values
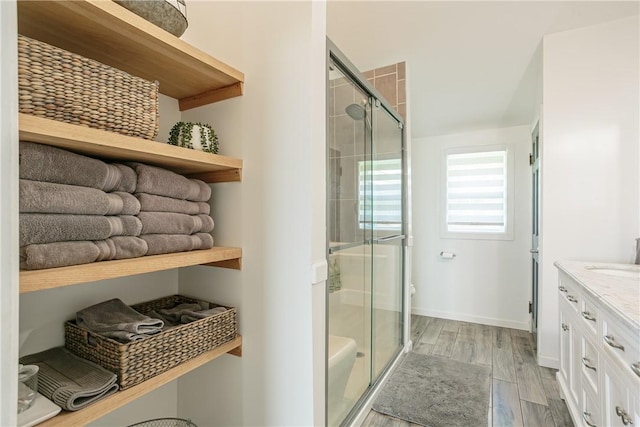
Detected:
left=446, top=150, right=507, bottom=233
left=358, top=158, right=402, bottom=231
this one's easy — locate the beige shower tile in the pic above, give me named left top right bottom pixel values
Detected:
left=374, top=64, right=396, bottom=77
left=398, top=79, right=406, bottom=103
left=374, top=74, right=397, bottom=106
left=362, top=69, right=374, bottom=79
left=397, top=62, right=406, bottom=79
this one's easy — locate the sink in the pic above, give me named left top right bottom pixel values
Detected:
left=585, top=265, right=640, bottom=279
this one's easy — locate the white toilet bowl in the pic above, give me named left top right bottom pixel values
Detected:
left=328, top=334, right=357, bottom=424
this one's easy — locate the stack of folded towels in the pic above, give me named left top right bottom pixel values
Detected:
left=130, top=163, right=214, bottom=255
left=19, top=142, right=216, bottom=270
left=19, top=142, right=146, bottom=270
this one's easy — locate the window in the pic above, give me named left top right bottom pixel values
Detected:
left=358, top=158, right=402, bottom=231
left=441, top=145, right=514, bottom=240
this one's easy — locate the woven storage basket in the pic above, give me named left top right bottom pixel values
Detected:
left=18, top=34, right=159, bottom=140
left=65, top=295, right=237, bottom=390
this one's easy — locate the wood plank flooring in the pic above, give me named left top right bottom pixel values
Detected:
left=362, top=315, right=574, bottom=427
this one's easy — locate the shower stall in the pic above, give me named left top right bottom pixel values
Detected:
left=326, top=41, right=406, bottom=426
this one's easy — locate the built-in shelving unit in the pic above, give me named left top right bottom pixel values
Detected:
left=16, top=0, right=246, bottom=424
left=17, top=0, right=244, bottom=111
left=36, top=336, right=243, bottom=427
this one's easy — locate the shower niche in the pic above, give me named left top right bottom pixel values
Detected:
left=327, top=42, right=406, bottom=426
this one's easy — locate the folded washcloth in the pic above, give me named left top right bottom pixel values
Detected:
left=77, top=298, right=164, bottom=342
left=129, top=162, right=211, bottom=202
left=19, top=142, right=134, bottom=193
left=136, top=192, right=210, bottom=215
left=19, top=180, right=141, bottom=215
left=138, top=212, right=214, bottom=235
left=19, top=347, right=118, bottom=411
left=20, top=237, right=149, bottom=270
left=142, top=233, right=214, bottom=256
left=19, top=214, right=142, bottom=246
left=180, top=306, right=228, bottom=323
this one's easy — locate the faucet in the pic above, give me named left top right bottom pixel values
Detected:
left=636, top=238, right=640, bottom=264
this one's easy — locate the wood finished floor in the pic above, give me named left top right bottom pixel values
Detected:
left=362, top=315, right=574, bottom=427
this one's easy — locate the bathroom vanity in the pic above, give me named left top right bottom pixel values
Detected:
left=555, top=261, right=640, bottom=427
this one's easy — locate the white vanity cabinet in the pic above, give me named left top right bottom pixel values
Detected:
left=555, top=261, right=640, bottom=427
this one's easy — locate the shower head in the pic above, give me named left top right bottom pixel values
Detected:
left=345, top=103, right=366, bottom=121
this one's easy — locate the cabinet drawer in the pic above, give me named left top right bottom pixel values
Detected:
left=559, top=276, right=581, bottom=313
left=602, top=318, right=640, bottom=381
left=582, top=386, right=602, bottom=427
left=603, top=364, right=634, bottom=427
left=580, top=296, right=599, bottom=338
left=581, top=336, right=600, bottom=395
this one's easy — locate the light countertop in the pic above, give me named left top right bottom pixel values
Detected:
left=554, top=261, right=639, bottom=331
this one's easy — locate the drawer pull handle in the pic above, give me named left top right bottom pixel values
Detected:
left=631, top=362, right=640, bottom=378
left=583, top=411, right=597, bottom=427
left=604, top=335, right=625, bottom=351
left=581, top=357, right=597, bottom=371
left=581, top=311, right=596, bottom=322
left=558, top=285, right=568, bottom=293
left=616, top=406, right=633, bottom=425
left=561, top=323, right=569, bottom=332
left=567, top=295, right=578, bottom=303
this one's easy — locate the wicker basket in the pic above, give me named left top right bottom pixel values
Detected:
left=18, top=34, right=159, bottom=140
left=65, top=295, right=237, bottom=390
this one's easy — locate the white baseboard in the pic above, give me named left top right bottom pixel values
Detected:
left=537, top=354, right=560, bottom=369
left=411, top=307, right=529, bottom=331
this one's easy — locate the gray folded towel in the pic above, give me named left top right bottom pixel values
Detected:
left=129, top=162, right=211, bottom=202
left=19, top=180, right=141, bottom=215
left=19, top=142, right=132, bottom=193
left=138, top=212, right=214, bottom=235
left=136, top=192, right=210, bottom=215
left=142, top=233, right=214, bottom=256
left=19, top=214, right=142, bottom=246
left=19, top=347, right=118, bottom=411
left=20, top=237, right=148, bottom=270
left=112, top=163, right=137, bottom=193
left=180, top=306, right=228, bottom=323
left=156, top=303, right=203, bottom=323
left=77, top=298, right=164, bottom=342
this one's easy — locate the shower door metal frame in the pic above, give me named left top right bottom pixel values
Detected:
left=326, top=38, right=408, bottom=427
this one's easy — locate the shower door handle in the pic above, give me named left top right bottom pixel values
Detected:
left=373, top=235, right=405, bottom=244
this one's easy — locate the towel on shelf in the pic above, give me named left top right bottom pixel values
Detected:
left=142, top=233, right=214, bottom=256
left=20, top=237, right=148, bottom=270
left=19, top=180, right=141, bottom=215
left=138, top=212, right=214, bottom=235
left=156, top=303, right=203, bottom=323
left=136, top=192, right=210, bottom=215
left=76, top=298, right=164, bottom=342
left=129, top=162, right=211, bottom=202
left=19, top=142, right=136, bottom=193
left=19, top=214, right=142, bottom=246
left=180, top=306, right=228, bottom=324
left=19, top=347, right=118, bottom=411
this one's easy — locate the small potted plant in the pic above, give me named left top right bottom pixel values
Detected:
left=168, top=122, right=219, bottom=154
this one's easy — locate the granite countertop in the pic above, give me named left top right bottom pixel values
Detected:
left=554, top=260, right=640, bottom=332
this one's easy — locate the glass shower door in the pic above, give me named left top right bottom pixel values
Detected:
left=371, top=104, right=404, bottom=381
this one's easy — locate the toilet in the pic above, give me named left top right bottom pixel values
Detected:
left=328, top=335, right=357, bottom=424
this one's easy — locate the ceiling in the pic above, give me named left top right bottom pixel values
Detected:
left=327, top=1, right=639, bottom=138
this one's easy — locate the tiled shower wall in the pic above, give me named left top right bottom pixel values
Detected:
left=328, top=62, right=406, bottom=243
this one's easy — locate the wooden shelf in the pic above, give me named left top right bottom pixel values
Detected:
left=19, top=114, right=242, bottom=183
left=20, top=247, right=242, bottom=293
left=37, top=335, right=242, bottom=427
left=17, top=0, right=244, bottom=111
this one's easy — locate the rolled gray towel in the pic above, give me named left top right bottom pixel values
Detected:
left=129, top=162, right=211, bottom=202
left=180, top=306, right=228, bottom=323
left=136, top=192, right=210, bottom=215
left=138, top=212, right=214, bottom=235
left=19, top=142, right=123, bottom=192
left=19, top=180, right=139, bottom=215
left=142, top=233, right=214, bottom=256
left=19, top=347, right=118, bottom=411
left=77, top=298, right=164, bottom=342
left=20, top=237, right=148, bottom=270
left=19, top=214, right=142, bottom=246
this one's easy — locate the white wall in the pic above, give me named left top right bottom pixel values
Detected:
left=0, top=1, right=19, bottom=424
left=538, top=15, right=640, bottom=368
left=412, top=126, right=532, bottom=330
left=177, top=2, right=326, bottom=426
